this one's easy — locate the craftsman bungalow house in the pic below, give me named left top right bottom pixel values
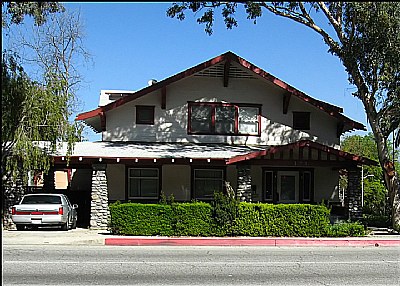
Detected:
left=47, top=51, right=375, bottom=229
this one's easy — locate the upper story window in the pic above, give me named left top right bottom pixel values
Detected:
left=136, top=105, right=155, bottom=125
left=293, top=111, right=310, bottom=130
left=188, top=102, right=261, bottom=136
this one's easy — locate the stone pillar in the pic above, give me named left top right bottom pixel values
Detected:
left=90, top=164, right=110, bottom=230
left=236, top=165, right=252, bottom=202
left=345, top=168, right=363, bottom=220
left=2, top=176, right=26, bottom=229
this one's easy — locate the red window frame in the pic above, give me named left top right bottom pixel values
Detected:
left=187, top=101, right=261, bottom=136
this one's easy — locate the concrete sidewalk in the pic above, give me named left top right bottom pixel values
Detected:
left=2, top=227, right=400, bottom=247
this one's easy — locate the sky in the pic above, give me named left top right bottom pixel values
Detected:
left=9, top=2, right=372, bottom=142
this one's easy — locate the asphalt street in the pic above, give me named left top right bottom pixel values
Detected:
left=3, top=245, right=400, bottom=286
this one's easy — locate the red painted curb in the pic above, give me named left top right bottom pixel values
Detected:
left=105, top=237, right=400, bottom=247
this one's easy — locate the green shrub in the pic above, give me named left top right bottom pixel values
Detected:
left=109, top=203, right=174, bottom=236
left=233, top=203, right=331, bottom=237
left=327, top=222, right=365, bottom=237
left=172, top=202, right=214, bottom=236
left=362, top=214, right=391, bottom=228
left=109, top=199, right=364, bottom=237
left=212, top=191, right=239, bottom=236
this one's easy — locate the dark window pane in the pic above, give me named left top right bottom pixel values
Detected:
left=191, top=105, right=212, bottom=133
left=238, top=107, right=259, bottom=134
left=195, top=169, right=223, bottom=179
left=129, top=178, right=140, bottom=197
left=140, top=179, right=158, bottom=197
left=303, top=172, right=311, bottom=201
left=293, top=112, right=310, bottom=130
left=194, top=169, right=223, bottom=199
left=140, top=169, right=158, bottom=177
left=215, top=106, right=235, bottom=134
left=280, top=175, right=296, bottom=201
left=21, top=195, right=61, bottom=204
left=136, top=106, right=155, bottom=125
left=265, top=171, right=273, bottom=201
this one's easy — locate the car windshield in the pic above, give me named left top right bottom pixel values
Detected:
left=21, top=195, right=62, bottom=204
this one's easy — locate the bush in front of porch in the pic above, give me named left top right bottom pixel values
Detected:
left=109, top=198, right=365, bottom=237
left=232, top=203, right=331, bottom=237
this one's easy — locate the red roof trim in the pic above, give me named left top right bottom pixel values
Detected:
left=226, top=140, right=377, bottom=165
left=76, top=108, right=103, bottom=121
left=75, top=51, right=365, bottom=130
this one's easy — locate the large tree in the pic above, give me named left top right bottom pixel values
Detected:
left=2, top=2, right=86, bottom=184
left=167, top=2, right=400, bottom=230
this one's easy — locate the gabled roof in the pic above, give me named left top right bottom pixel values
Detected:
left=226, top=140, right=377, bottom=166
left=76, top=51, right=365, bottom=132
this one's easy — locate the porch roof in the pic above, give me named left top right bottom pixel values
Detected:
left=48, top=140, right=377, bottom=167
left=50, top=141, right=265, bottom=162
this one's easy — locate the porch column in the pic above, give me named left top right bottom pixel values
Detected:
left=345, top=167, right=363, bottom=220
left=90, top=164, right=110, bottom=230
left=237, top=165, right=252, bottom=202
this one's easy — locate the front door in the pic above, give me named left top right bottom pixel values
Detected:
left=277, top=171, right=299, bottom=203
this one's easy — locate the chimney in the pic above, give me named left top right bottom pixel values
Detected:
left=148, top=79, right=157, bottom=86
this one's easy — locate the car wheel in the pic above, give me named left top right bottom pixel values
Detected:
left=61, top=216, right=69, bottom=231
left=16, top=225, right=25, bottom=231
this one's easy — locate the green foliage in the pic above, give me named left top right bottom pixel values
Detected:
left=362, top=214, right=391, bottom=228
left=233, top=203, right=331, bottom=237
left=2, top=4, right=87, bottom=185
left=327, top=222, right=365, bottom=237
left=2, top=2, right=64, bottom=27
left=109, top=199, right=362, bottom=237
left=341, top=133, right=395, bottom=218
left=109, top=203, right=174, bottom=236
left=363, top=180, right=388, bottom=216
left=211, top=191, right=239, bottom=236
left=1, top=54, right=81, bottom=182
left=172, top=202, right=214, bottom=236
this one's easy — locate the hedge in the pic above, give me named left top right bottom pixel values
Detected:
left=232, top=203, right=331, bottom=237
left=109, top=202, right=215, bottom=236
left=109, top=200, right=364, bottom=237
left=109, top=203, right=174, bottom=236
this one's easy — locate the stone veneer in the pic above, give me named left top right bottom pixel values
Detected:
left=2, top=177, right=28, bottom=229
left=345, top=168, right=363, bottom=219
left=236, top=165, right=252, bottom=202
left=90, top=164, right=110, bottom=230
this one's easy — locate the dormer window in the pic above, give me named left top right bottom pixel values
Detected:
left=136, top=105, right=155, bottom=125
left=188, top=102, right=261, bottom=136
left=293, top=112, right=310, bottom=130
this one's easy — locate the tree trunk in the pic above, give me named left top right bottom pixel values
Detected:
left=367, top=113, right=400, bottom=231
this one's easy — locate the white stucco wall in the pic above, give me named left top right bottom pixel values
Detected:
left=107, top=164, right=125, bottom=201
left=103, top=74, right=340, bottom=147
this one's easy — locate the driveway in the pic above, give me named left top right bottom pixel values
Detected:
left=2, top=227, right=108, bottom=245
